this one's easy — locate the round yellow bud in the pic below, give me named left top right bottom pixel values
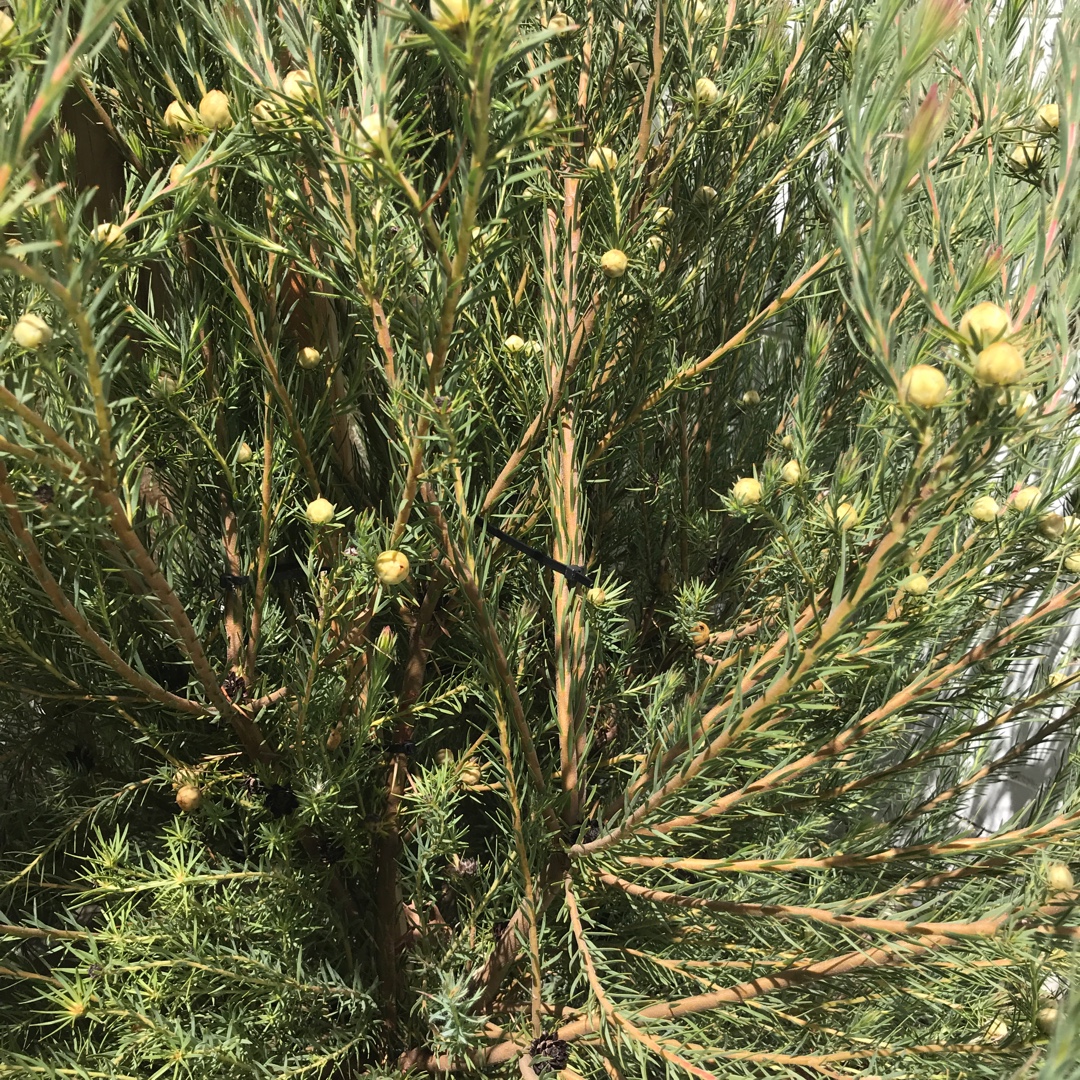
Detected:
left=732, top=477, right=763, bottom=506
left=90, top=222, right=125, bottom=248
left=282, top=69, right=316, bottom=103
left=237, top=442, right=253, bottom=464
left=763, top=121, right=779, bottom=139
left=899, top=364, right=949, bottom=408
left=1037, top=103, right=1060, bottom=133
left=432, top=0, right=469, bottom=29
left=299, top=346, right=322, bottom=369
left=374, top=549, right=411, bottom=586
left=358, top=112, right=397, bottom=156
left=692, top=0, right=710, bottom=24
left=1039, top=513, right=1066, bottom=539
left=1036, top=1006, right=1058, bottom=1035
left=741, top=389, right=761, bottom=405
left=1046, top=862, right=1074, bottom=893
left=984, top=1018, right=1010, bottom=1044
left=0, top=10, right=14, bottom=41
left=900, top=573, right=930, bottom=596
left=970, top=495, right=999, bottom=522
left=326, top=723, right=343, bottom=751
left=600, top=248, right=628, bottom=278
left=974, top=341, right=1025, bottom=387
left=503, top=334, right=526, bottom=354
left=690, top=621, right=710, bottom=647
left=175, top=784, right=203, bottom=812
left=654, top=206, right=675, bottom=228
left=827, top=502, right=859, bottom=531
left=251, top=99, right=278, bottom=132
left=546, top=11, right=572, bottom=32
left=163, top=98, right=196, bottom=133
left=13, top=312, right=53, bottom=350
left=198, top=89, right=233, bottom=129
left=1013, top=486, right=1041, bottom=512
left=168, top=163, right=188, bottom=187
left=1066, top=552, right=1080, bottom=572
left=586, top=586, right=607, bottom=607
left=646, top=235, right=664, bottom=254
left=435, top=748, right=453, bottom=766
left=780, top=460, right=803, bottom=485
left=305, top=497, right=335, bottom=525
left=459, top=761, right=482, bottom=785
left=959, top=301, right=1009, bottom=350
left=587, top=146, right=618, bottom=171
left=694, top=185, right=718, bottom=205
left=694, top=77, right=720, bottom=107
left=1010, top=141, right=1042, bottom=170
left=781, top=433, right=795, bottom=450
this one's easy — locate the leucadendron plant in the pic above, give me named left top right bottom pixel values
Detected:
left=2, top=0, right=1080, bottom=1076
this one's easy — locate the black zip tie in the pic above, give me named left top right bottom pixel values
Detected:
left=476, top=515, right=593, bottom=589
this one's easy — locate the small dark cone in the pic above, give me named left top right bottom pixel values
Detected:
left=33, top=484, right=54, bottom=506
left=222, top=671, right=247, bottom=702
left=527, top=1033, right=569, bottom=1074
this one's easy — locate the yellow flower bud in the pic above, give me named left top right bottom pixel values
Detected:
left=600, top=248, right=628, bottom=278
left=984, top=1018, right=1009, bottom=1044
left=587, top=146, right=618, bottom=171
left=12, top=313, right=52, bottom=349
left=781, top=460, right=803, bottom=485
left=781, top=434, right=794, bottom=450
left=899, top=364, right=949, bottom=408
left=763, top=121, right=779, bottom=139
left=252, top=99, right=278, bottom=132
left=732, top=477, right=762, bottom=506
left=653, top=206, right=675, bottom=228
left=299, top=346, right=322, bottom=369
left=435, top=748, right=453, bottom=766
left=827, top=501, right=859, bottom=531
left=546, top=11, right=572, bottom=32
left=432, top=0, right=469, bottom=29
left=1013, top=486, right=1041, bottom=512
left=900, top=573, right=930, bottom=595
left=694, top=77, right=720, bottom=107
left=1010, top=140, right=1042, bottom=171
left=282, top=69, right=315, bottom=103
left=163, top=98, right=196, bottom=133
left=1036, top=1006, right=1058, bottom=1035
left=237, top=442, right=253, bottom=464
left=305, top=497, right=335, bottom=525
left=169, top=163, right=188, bottom=187
left=959, top=301, right=1009, bottom=350
left=1037, top=103, right=1060, bottom=133
left=1046, top=862, right=1074, bottom=893
left=0, top=10, right=14, bottom=40
left=741, top=389, right=761, bottom=405
left=1039, top=513, right=1066, bottom=539
left=586, top=587, right=607, bottom=607
left=374, top=549, right=411, bottom=585
left=974, top=341, right=1025, bottom=387
left=694, top=185, right=718, bottom=205
left=1066, top=552, right=1080, bottom=572
left=503, top=334, right=526, bottom=354
left=90, top=222, right=125, bottom=248
left=198, top=89, right=233, bottom=129
left=358, top=112, right=397, bottom=156
left=459, top=761, right=482, bottom=785
left=970, top=495, right=999, bottom=522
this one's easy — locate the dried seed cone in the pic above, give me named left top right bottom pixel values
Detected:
left=600, top=248, right=628, bottom=278
left=959, top=302, right=1009, bottom=350
left=199, top=89, right=233, bottom=129
left=374, top=549, right=410, bottom=585
left=974, top=341, right=1025, bottom=387
left=13, top=313, right=52, bottom=349
left=899, top=364, right=949, bottom=408
left=690, top=621, right=710, bottom=647
left=175, top=784, right=203, bottom=812
left=732, top=477, right=762, bottom=506
left=305, top=497, right=335, bottom=525
left=1046, top=862, right=1074, bottom=893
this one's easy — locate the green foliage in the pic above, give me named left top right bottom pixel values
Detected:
left=1, top=0, right=1080, bottom=1076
